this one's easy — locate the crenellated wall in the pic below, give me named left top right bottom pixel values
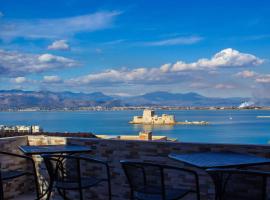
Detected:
left=1, top=135, right=270, bottom=199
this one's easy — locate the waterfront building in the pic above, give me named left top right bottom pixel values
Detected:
left=0, top=125, right=42, bottom=133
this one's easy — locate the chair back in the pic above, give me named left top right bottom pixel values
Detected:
left=121, top=161, right=166, bottom=197
left=42, top=154, right=82, bottom=185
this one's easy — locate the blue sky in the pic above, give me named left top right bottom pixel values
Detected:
left=0, top=0, right=270, bottom=98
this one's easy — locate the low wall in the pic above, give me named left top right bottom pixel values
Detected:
left=2, top=135, right=270, bottom=199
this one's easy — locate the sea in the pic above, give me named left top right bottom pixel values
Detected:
left=0, top=109, right=270, bottom=145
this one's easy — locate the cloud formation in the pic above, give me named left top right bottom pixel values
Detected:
left=142, top=36, right=203, bottom=46
left=214, top=84, right=235, bottom=89
left=0, top=12, right=3, bottom=18
left=66, top=48, right=263, bottom=87
left=11, top=77, right=28, bottom=84
left=43, top=75, right=62, bottom=83
left=171, top=48, right=263, bottom=71
left=0, top=11, right=120, bottom=40
left=235, top=70, right=257, bottom=78
left=67, top=65, right=189, bottom=87
left=48, top=40, right=70, bottom=50
left=0, top=49, right=79, bottom=76
left=256, top=75, right=270, bottom=83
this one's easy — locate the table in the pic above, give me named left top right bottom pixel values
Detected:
left=169, top=152, right=270, bottom=169
left=169, top=152, right=270, bottom=200
left=19, top=145, right=92, bottom=155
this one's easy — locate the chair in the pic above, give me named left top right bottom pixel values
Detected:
left=41, top=154, right=111, bottom=200
left=0, top=151, right=40, bottom=200
left=206, top=168, right=270, bottom=200
left=120, top=160, right=200, bottom=200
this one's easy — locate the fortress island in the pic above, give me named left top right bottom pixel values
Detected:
left=129, top=109, right=209, bottom=125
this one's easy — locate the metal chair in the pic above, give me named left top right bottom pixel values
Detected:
left=121, top=160, right=200, bottom=200
left=42, top=154, right=112, bottom=200
left=0, top=151, right=40, bottom=200
left=206, top=168, right=270, bottom=200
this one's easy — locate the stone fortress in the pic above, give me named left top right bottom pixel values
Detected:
left=130, top=109, right=176, bottom=125
left=130, top=109, right=209, bottom=125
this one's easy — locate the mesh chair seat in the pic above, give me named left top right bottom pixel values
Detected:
left=55, top=177, right=103, bottom=190
left=134, top=186, right=192, bottom=200
left=1, top=170, right=30, bottom=180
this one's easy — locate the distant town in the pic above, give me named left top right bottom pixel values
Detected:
left=1, top=105, right=270, bottom=112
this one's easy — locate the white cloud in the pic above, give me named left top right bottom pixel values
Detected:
left=235, top=70, right=257, bottom=78
left=0, top=11, right=121, bottom=40
left=48, top=40, right=70, bottom=50
left=160, top=63, right=171, bottom=73
left=67, top=65, right=186, bottom=86
left=171, top=48, right=264, bottom=71
left=256, top=75, right=270, bottom=83
left=0, top=49, right=79, bottom=76
left=102, top=39, right=125, bottom=45
left=190, top=82, right=209, bottom=89
left=11, top=77, right=28, bottom=84
left=214, top=84, right=235, bottom=89
left=43, top=75, right=62, bottom=83
left=142, top=36, right=203, bottom=46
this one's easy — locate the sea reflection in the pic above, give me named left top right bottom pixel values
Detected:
left=132, top=124, right=175, bottom=131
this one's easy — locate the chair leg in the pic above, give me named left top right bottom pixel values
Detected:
left=0, top=180, right=4, bottom=200
left=130, top=190, right=135, bottom=200
left=33, top=174, right=40, bottom=199
left=46, top=183, right=53, bottom=200
left=108, top=180, right=112, bottom=200
left=63, top=189, right=67, bottom=199
left=79, top=188, right=83, bottom=200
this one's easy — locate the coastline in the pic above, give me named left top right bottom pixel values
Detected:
left=1, top=106, right=270, bottom=112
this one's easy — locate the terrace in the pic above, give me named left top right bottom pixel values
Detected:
left=1, top=135, right=270, bottom=200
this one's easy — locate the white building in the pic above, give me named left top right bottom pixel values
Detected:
left=0, top=125, right=42, bottom=133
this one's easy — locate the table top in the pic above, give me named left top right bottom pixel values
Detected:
left=19, top=145, right=92, bottom=155
left=169, top=152, right=270, bottom=169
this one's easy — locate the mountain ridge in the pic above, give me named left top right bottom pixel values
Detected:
left=0, top=89, right=265, bottom=109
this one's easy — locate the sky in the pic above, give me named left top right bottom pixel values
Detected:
left=0, top=0, right=270, bottom=98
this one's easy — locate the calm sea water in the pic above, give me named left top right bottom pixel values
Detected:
left=0, top=110, right=270, bottom=145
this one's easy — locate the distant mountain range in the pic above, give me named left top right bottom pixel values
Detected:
left=0, top=90, right=267, bottom=109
